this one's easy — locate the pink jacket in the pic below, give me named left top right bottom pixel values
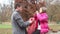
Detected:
left=37, top=12, right=49, bottom=33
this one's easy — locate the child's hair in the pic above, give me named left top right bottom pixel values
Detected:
left=39, top=7, right=47, bottom=13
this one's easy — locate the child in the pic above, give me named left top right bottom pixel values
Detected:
left=36, top=7, right=49, bottom=34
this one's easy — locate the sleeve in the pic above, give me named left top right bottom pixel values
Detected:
left=14, top=13, right=30, bottom=28
left=37, top=13, right=48, bottom=21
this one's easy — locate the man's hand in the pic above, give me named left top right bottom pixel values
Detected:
left=29, top=17, right=35, bottom=23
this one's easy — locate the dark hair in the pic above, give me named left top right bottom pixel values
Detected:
left=15, top=3, right=21, bottom=9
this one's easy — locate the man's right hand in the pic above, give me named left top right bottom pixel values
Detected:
left=29, top=17, right=35, bottom=23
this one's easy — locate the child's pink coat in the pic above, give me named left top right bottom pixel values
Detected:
left=37, top=12, right=49, bottom=33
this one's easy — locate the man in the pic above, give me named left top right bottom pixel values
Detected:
left=11, top=3, right=34, bottom=34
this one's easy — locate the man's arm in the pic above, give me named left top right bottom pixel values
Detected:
left=14, top=13, right=31, bottom=28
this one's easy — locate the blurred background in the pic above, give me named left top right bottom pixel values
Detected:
left=0, top=0, right=60, bottom=34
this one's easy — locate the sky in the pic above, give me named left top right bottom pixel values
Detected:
left=0, top=0, right=14, bottom=12
left=0, top=0, right=12, bottom=5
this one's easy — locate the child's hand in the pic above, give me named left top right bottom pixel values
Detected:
left=36, top=11, right=39, bottom=14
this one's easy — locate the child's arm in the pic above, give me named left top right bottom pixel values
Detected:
left=37, top=13, right=48, bottom=21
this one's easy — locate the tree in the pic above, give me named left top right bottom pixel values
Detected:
left=47, top=4, right=60, bottom=22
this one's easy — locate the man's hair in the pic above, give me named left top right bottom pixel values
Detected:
left=15, top=3, right=21, bottom=9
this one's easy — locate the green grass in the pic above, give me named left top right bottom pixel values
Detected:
left=0, top=24, right=12, bottom=34
left=0, top=24, right=12, bottom=28
left=0, top=24, right=60, bottom=34
left=0, top=24, right=60, bottom=31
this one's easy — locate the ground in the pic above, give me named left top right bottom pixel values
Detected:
left=0, top=29, right=12, bottom=34
left=0, top=22, right=60, bottom=34
left=0, top=24, right=12, bottom=34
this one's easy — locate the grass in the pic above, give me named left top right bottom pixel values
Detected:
left=0, top=24, right=12, bottom=28
left=0, top=24, right=60, bottom=30
left=0, top=23, right=60, bottom=34
left=0, top=24, right=12, bottom=34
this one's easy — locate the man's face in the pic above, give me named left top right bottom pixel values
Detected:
left=19, top=6, right=23, bottom=11
left=17, top=6, right=23, bottom=12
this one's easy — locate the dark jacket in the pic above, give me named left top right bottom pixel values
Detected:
left=11, top=10, right=30, bottom=34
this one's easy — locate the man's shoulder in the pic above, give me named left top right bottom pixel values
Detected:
left=12, top=11, right=21, bottom=17
left=11, top=11, right=18, bottom=17
left=12, top=11, right=19, bottom=15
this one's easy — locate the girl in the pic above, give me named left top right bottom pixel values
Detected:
left=36, top=7, right=49, bottom=34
